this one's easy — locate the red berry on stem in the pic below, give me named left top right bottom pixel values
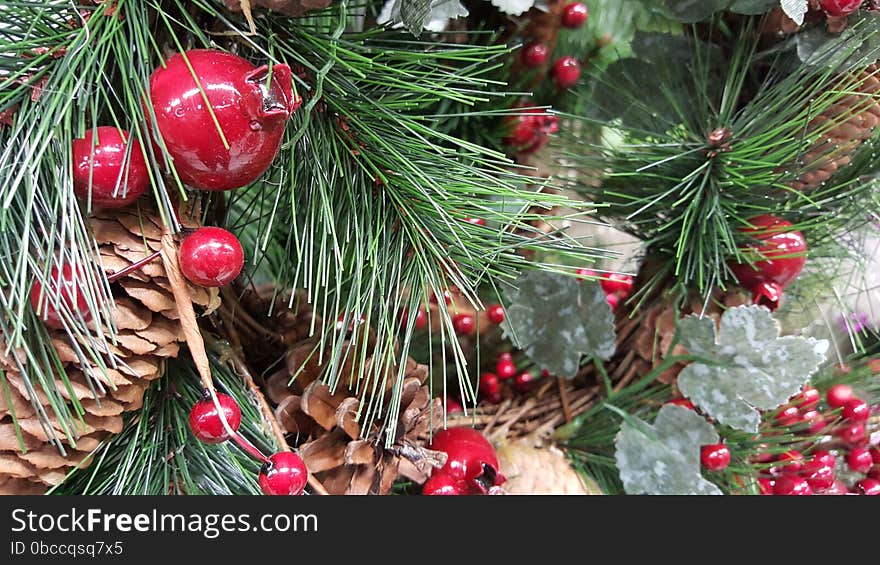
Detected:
left=424, top=427, right=505, bottom=495
left=600, top=273, right=634, bottom=298
left=812, top=450, right=836, bottom=468
left=792, top=386, right=820, bottom=411
left=179, top=227, right=245, bottom=288
left=561, top=2, right=589, bottom=29
left=775, top=404, right=800, bottom=427
left=819, top=0, right=863, bottom=17
left=799, top=410, right=827, bottom=435
left=700, top=444, right=731, bottom=471
left=802, top=460, right=835, bottom=491
left=29, top=264, right=92, bottom=329
left=847, top=447, right=874, bottom=473
left=452, top=313, right=476, bottom=335
left=853, top=478, right=880, bottom=496
left=479, top=372, right=501, bottom=398
left=551, top=56, right=581, bottom=89
left=521, top=42, right=549, bottom=68
left=188, top=391, right=242, bottom=444
left=837, top=422, right=867, bottom=446
left=486, top=304, right=505, bottom=324
left=72, top=127, right=149, bottom=208
left=772, top=475, right=813, bottom=495
left=826, top=384, right=853, bottom=408
left=148, top=50, right=297, bottom=191
left=496, top=358, right=517, bottom=380
left=259, top=451, right=308, bottom=496
left=728, top=215, right=807, bottom=311
left=775, top=450, right=805, bottom=475
left=842, top=398, right=870, bottom=422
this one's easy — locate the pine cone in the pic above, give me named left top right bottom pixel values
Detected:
left=0, top=208, right=214, bottom=494
left=790, top=63, right=880, bottom=192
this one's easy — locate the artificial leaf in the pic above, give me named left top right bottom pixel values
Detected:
left=379, top=0, right=468, bottom=33
left=780, top=0, right=808, bottom=26
left=728, top=0, right=777, bottom=13
left=400, top=0, right=434, bottom=36
left=615, top=405, right=722, bottom=495
left=501, top=272, right=615, bottom=378
left=489, top=0, right=535, bottom=16
left=658, top=0, right=728, bottom=23
left=677, top=305, right=828, bottom=432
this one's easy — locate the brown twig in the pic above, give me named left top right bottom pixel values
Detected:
left=557, top=377, right=572, bottom=423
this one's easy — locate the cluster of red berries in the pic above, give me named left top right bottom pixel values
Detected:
left=503, top=107, right=560, bottom=155
left=519, top=3, right=587, bottom=90
left=576, top=268, right=634, bottom=311
left=189, top=390, right=310, bottom=496
left=422, top=427, right=506, bottom=495
left=478, top=352, right=547, bottom=404
left=451, top=302, right=506, bottom=336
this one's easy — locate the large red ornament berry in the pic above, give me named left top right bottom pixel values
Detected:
left=259, top=451, right=308, bottom=496
left=551, top=56, right=581, bottom=89
left=178, top=227, right=244, bottom=288
left=521, top=42, right=549, bottom=68
left=729, top=215, right=807, bottom=311
left=561, top=3, right=589, bottom=28
left=29, top=264, right=92, bottom=329
left=148, top=49, right=297, bottom=191
left=503, top=107, right=559, bottom=154
left=421, top=472, right=463, bottom=495
left=819, top=0, right=863, bottom=17
left=772, top=475, right=813, bottom=495
left=700, top=444, right=730, bottom=471
left=423, top=427, right=505, bottom=495
left=188, top=391, right=242, bottom=444
left=72, top=127, right=149, bottom=208
left=826, top=384, right=854, bottom=408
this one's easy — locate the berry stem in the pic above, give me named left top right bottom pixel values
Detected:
left=231, top=431, right=270, bottom=463
left=106, top=250, right=162, bottom=282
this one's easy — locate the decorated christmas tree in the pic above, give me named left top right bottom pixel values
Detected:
left=1, top=0, right=878, bottom=496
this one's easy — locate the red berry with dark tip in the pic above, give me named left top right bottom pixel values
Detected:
left=837, top=422, right=867, bottom=446
left=452, top=313, right=476, bottom=335
left=188, top=391, right=242, bottom=444
left=802, top=460, right=835, bottom=491
left=561, top=2, right=589, bottom=28
left=486, top=304, right=505, bottom=324
left=496, top=358, right=517, bottom=380
left=425, top=427, right=505, bottom=495
left=179, top=227, right=244, bottom=288
left=29, top=264, right=92, bottom=329
left=847, top=447, right=874, bottom=473
left=259, top=451, right=308, bottom=496
left=700, top=444, right=731, bottom=471
left=826, top=384, right=853, bottom=408
left=819, top=0, right=863, bottom=17
left=72, top=126, right=149, bottom=208
left=842, top=398, right=870, bottom=422
left=772, top=475, right=813, bottom=495
left=551, top=56, right=581, bottom=89
left=792, top=386, right=820, bottom=411
left=521, top=42, right=549, bottom=68
left=479, top=372, right=501, bottom=398
left=853, top=478, right=880, bottom=495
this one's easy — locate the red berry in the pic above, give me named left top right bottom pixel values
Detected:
left=422, top=472, right=463, bottom=496
left=667, top=398, right=695, bottom=410
left=847, top=447, right=874, bottom=473
left=496, top=359, right=517, bottom=380
left=575, top=268, right=597, bottom=279
left=499, top=352, right=513, bottom=362
left=551, top=56, right=581, bottom=89
left=425, top=427, right=505, bottom=495
left=853, top=478, right=880, bottom=495
left=792, top=386, right=820, bottom=411
left=72, top=127, right=149, bottom=208
left=444, top=396, right=464, bottom=415
left=463, top=217, right=486, bottom=226
left=431, top=289, right=453, bottom=305
left=836, top=422, right=867, bottom=446
left=774, top=450, right=805, bottom=475
left=179, top=227, right=245, bottom=287
left=188, top=391, right=242, bottom=444
left=29, top=264, right=92, bottom=329
left=802, top=460, right=835, bottom=491
left=700, top=444, right=731, bottom=471
left=826, top=384, right=853, bottom=408
left=819, top=0, right=863, bottom=17
left=259, top=451, right=308, bottom=496
left=799, top=410, right=827, bottom=435
left=842, top=398, right=870, bottom=422
left=869, top=447, right=880, bottom=465
left=561, top=2, right=589, bottom=28
left=605, top=292, right=620, bottom=312
left=728, top=215, right=807, bottom=311
left=868, top=468, right=880, bottom=481
left=452, top=313, right=476, bottom=335
left=772, top=475, right=813, bottom=495
left=775, top=404, right=800, bottom=427
left=479, top=372, right=501, bottom=398
left=513, top=371, right=538, bottom=393
left=486, top=304, right=505, bottom=324
left=521, top=42, right=549, bottom=68
left=414, top=308, right=428, bottom=330
left=502, top=109, right=559, bottom=154
left=148, top=50, right=297, bottom=191
left=819, top=480, right=849, bottom=495
left=758, top=478, right=774, bottom=495
left=600, top=273, right=634, bottom=298
left=812, top=450, right=836, bottom=468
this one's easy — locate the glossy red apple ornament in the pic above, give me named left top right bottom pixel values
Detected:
left=148, top=49, right=298, bottom=191
left=72, top=127, right=149, bottom=208
left=423, top=427, right=505, bottom=495
left=728, top=215, right=807, bottom=311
